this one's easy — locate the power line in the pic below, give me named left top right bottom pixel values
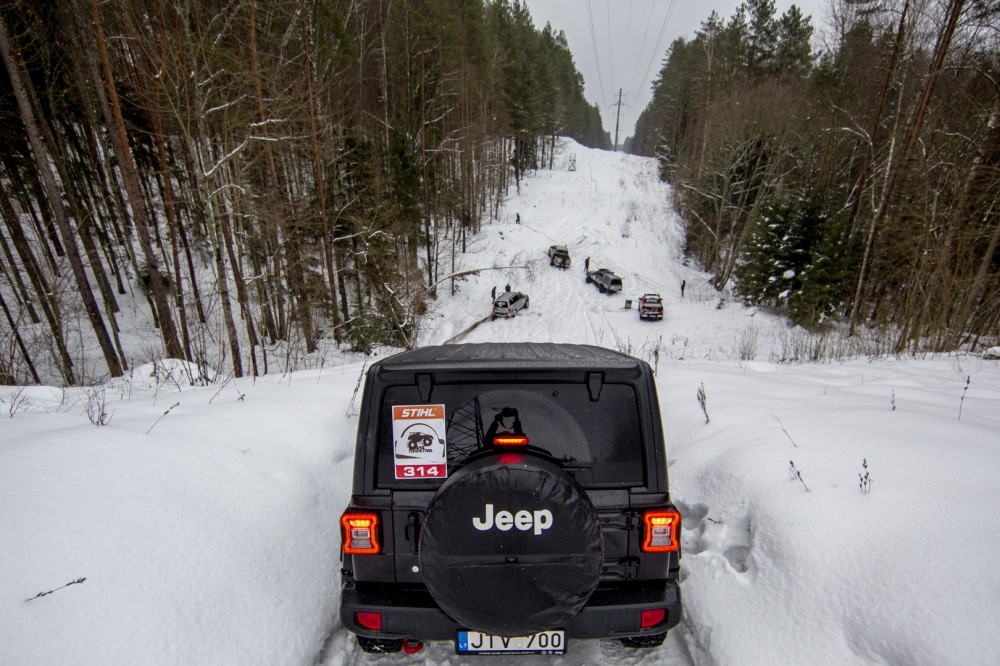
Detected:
left=585, top=0, right=608, bottom=109
left=625, top=0, right=659, bottom=105
left=624, top=0, right=634, bottom=102
left=605, top=0, right=614, bottom=95
left=588, top=0, right=677, bottom=143
left=629, top=0, right=678, bottom=128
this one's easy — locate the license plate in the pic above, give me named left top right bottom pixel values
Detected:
left=456, top=629, right=565, bottom=655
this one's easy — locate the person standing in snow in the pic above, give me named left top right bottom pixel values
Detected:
left=585, top=256, right=590, bottom=271
left=681, top=280, right=686, bottom=298
left=515, top=213, right=521, bottom=224
left=491, top=286, right=496, bottom=300
left=505, top=283, right=511, bottom=293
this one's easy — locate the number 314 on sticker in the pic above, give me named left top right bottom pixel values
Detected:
left=392, top=404, right=448, bottom=480
left=398, top=464, right=444, bottom=477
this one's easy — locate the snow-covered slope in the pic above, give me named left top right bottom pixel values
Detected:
left=416, top=145, right=769, bottom=357
left=2, top=139, right=998, bottom=666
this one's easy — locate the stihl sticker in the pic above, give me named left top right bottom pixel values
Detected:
left=392, top=404, right=447, bottom=479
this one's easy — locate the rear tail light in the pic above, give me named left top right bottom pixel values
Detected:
left=641, top=608, right=666, bottom=628
left=341, top=512, right=381, bottom=554
left=494, top=434, right=528, bottom=447
left=356, top=611, right=382, bottom=631
left=641, top=510, right=680, bottom=552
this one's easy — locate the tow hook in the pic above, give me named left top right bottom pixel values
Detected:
left=402, top=638, right=424, bottom=654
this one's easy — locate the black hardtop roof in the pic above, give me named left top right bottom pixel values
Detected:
left=373, top=342, right=642, bottom=372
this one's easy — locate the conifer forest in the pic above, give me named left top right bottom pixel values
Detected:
left=0, top=0, right=998, bottom=387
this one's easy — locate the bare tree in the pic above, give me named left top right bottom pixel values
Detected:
left=0, top=13, right=121, bottom=380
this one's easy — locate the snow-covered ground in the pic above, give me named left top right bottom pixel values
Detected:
left=2, top=140, right=998, bottom=665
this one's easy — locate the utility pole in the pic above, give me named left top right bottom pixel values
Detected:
left=612, top=88, right=626, bottom=151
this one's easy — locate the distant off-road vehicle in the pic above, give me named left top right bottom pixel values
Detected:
left=547, top=244, right=571, bottom=269
left=586, top=268, right=623, bottom=294
left=339, top=343, right=682, bottom=656
left=638, top=293, right=664, bottom=320
left=491, top=291, right=529, bottom=319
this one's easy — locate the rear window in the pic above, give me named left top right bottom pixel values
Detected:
left=375, top=382, right=645, bottom=488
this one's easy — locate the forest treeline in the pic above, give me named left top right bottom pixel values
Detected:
left=0, top=0, right=610, bottom=385
left=630, top=0, right=999, bottom=352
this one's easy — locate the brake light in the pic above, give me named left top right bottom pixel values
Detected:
left=641, top=510, right=680, bottom=552
left=341, top=513, right=381, bottom=554
left=494, top=434, right=528, bottom=447
left=356, top=611, right=382, bottom=631
left=641, top=608, right=666, bottom=628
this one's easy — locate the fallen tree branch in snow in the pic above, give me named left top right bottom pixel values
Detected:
left=26, top=577, right=86, bottom=602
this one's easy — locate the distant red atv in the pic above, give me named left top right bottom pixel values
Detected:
left=638, top=294, right=664, bottom=321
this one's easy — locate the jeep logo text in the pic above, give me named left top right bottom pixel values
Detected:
left=472, top=503, right=553, bottom=535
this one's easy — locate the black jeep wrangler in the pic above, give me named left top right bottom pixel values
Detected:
left=339, top=343, right=681, bottom=655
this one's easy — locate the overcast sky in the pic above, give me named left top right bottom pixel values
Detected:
left=522, top=0, right=830, bottom=147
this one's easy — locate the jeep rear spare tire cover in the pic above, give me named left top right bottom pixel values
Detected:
left=419, top=452, right=603, bottom=636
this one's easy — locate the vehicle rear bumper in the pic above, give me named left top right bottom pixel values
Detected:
left=340, top=580, right=681, bottom=641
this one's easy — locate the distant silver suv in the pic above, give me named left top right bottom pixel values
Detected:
left=586, top=268, right=623, bottom=294
left=492, top=291, right=529, bottom=319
